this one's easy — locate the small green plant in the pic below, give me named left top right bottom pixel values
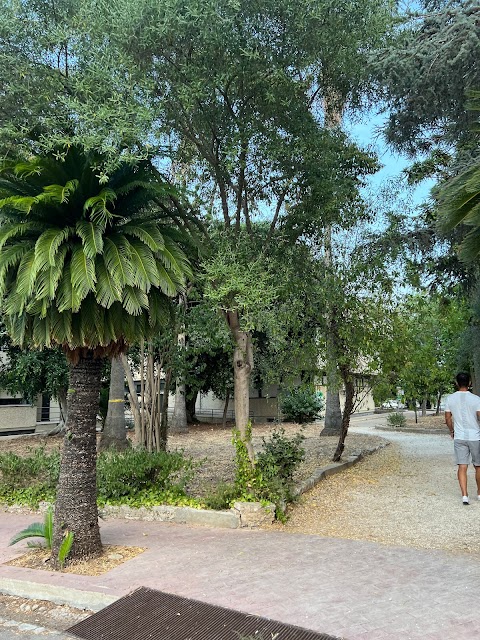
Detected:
left=279, top=387, right=324, bottom=424
left=387, top=412, right=406, bottom=428
left=203, top=482, right=238, bottom=510
left=8, top=506, right=74, bottom=569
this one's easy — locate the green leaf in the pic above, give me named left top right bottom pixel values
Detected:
left=9, top=522, right=46, bottom=546
left=83, top=188, right=117, bottom=228
left=70, top=243, right=96, bottom=305
left=58, top=531, right=74, bottom=568
left=95, top=256, right=123, bottom=308
left=103, top=235, right=134, bottom=286
left=34, top=227, right=72, bottom=270
left=57, top=264, right=82, bottom=313
left=128, top=239, right=159, bottom=291
left=123, top=223, right=165, bottom=251
left=122, top=286, right=149, bottom=315
left=76, top=220, right=104, bottom=258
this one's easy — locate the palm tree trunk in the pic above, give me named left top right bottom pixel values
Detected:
left=52, top=351, right=103, bottom=565
left=98, top=356, right=128, bottom=451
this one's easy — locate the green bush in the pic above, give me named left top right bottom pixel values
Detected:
left=232, top=425, right=305, bottom=516
left=386, top=412, right=406, bottom=428
left=0, top=445, right=200, bottom=508
left=256, top=428, right=305, bottom=483
left=0, top=448, right=60, bottom=506
left=96, top=448, right=198, bottom=505
left=203, top=482, right=238, bottom=510
left=279, top=387, right=324, bottom=424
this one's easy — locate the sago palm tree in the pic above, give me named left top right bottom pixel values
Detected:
left=0, top=146, right=193, bottom=564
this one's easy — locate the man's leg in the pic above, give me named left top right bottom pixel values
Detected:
left=458, top=464, right=468, bottom=497
left=475, top=466, right=480, bottom=497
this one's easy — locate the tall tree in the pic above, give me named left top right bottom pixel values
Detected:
left=0, top=147, right=192, bottom=563
left=93, top=0, right=385, bottom=461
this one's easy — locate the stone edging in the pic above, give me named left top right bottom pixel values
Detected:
left=1, top=445, right=388, bottom=530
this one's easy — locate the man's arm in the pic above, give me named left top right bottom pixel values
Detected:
left=445, top=411, right=454, bottom=438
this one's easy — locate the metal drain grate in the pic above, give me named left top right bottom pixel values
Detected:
left=66, top=587, right=341, bottom=640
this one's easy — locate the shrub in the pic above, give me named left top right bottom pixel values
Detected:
left=96, top=448, right=198, bottom=505
left=256, top=428, right=305, bottom=483
left=203, top=482, right=238, bottom=510
left=0, top=448, right=60, bottom=506
left=232, top=424, right=305, bottom=516
left=279, top=387, right=324, bottom=424
left=387, top=412, right=406, bottom=428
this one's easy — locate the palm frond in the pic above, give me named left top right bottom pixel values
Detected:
left=95, top=257, right=123, bottom=308
left=0, top=195, right=39, bottom=214
left=122, top=223, right=165, bottom=251
left=103, top=235, right=134, bottom=287
left=0, top=222, right=44, bottom=250
left=126, top=239, right=158, bottom=291
left=70, top=243, right=96, bottom=308
left=34, top=227, right=72, bottom=270
left=76, top=220, right=104, bottom=258
left=15, top=247, right=37, bottom=299
left=9, top=522, right=46, bottom=546
left=57, top=264, right=82, bottom=313
left=83, top=188, right=117, bottom=228
left=122, top=286, right=149, bottom=316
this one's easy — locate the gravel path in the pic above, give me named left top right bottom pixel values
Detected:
left=269, top=424, right=480, bottom=555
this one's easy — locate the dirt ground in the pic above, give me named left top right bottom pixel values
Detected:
left=405, top=414, right=446, bottom=429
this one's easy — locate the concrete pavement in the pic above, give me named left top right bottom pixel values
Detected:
left=1, top=506, right=480, bottom=640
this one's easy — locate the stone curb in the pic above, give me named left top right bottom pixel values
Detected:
left=98, top=504, right=240, bottom=529
left=0, top=578, right=116, bottom=612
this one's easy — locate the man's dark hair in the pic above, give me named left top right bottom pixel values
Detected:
left=456, top=372, right=470, bottom=388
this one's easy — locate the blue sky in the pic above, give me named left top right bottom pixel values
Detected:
left=347, top=111, right=435, bottom=209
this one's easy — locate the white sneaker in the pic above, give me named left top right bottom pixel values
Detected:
left=463, top=496, right=470, bottom=505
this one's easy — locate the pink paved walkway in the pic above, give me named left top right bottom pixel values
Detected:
left=0, top=513, right=479, bottom=640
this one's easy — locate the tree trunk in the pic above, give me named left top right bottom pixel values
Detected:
left=421, top=396, right=427, bottom=417
left=186, top=389, right=198, bottom=423
left=320, top=343, right=343, bottom=436
left=48, top=387, right=68, bottom=436
left=332, top=368, right=355, bottom=462
left=98, top=356, right=128, bottom=451
left=121, top=353, right=141, bottom=443
left=52, top=352, right=103, bottom=565
left=222, top=389, right=230, bottom=429
left=226, top=310, right=254, bottom=463
left=160, top=366, right=172, bottom=449
left=321, top=95, right=344, bottom=438
left=170, top=295, right=188, bottom=433
left=170, top=380, right=188, bottom=433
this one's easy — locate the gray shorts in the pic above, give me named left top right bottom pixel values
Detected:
left=454, top=440, right=480, bottom=466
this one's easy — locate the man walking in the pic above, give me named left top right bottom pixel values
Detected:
left=445, top=372, right=480, bottom=504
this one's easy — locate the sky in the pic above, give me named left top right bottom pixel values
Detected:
left=347, top=111, right=435, bottom=210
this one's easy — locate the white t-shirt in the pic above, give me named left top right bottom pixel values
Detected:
left=445, top=391, right=480, bottom=440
